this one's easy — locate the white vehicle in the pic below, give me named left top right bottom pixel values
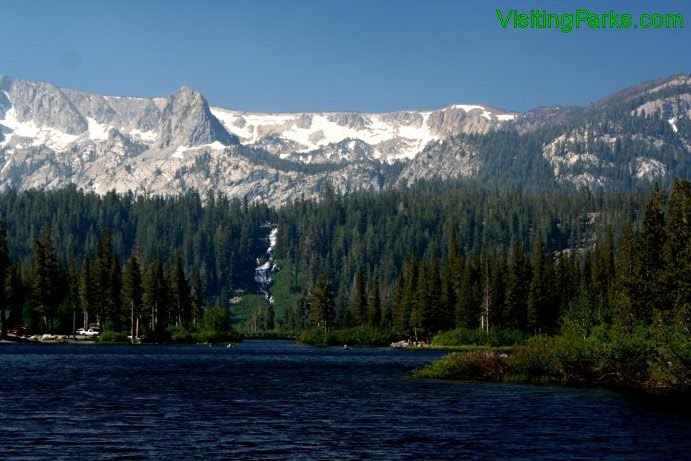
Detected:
left=76, top=327, right=101, bottom=336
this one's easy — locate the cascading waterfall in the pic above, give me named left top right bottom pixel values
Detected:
left=254, top=228, right=279, bottom=304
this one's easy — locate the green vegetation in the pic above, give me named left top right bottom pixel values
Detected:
left=431, top=328, right=526, bottom=348
left=414, top=181, right=690, bottom=391
left=299, top=326, right=397, bottom=347
left=415, top=316, right=689, bottom=391
left=0, top=177, right=687, bottom=392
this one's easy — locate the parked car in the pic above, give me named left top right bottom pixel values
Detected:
left=84, top=327, right=102, bottom=336
left=76, top=328, right=88, bottom=335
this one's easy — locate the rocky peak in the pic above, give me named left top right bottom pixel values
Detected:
left=157, top=86, right=237, bottom=148
left=2, top=75, right=88, bottom=134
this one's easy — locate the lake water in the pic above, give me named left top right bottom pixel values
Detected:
left=1, top=340, right=689, bottom=460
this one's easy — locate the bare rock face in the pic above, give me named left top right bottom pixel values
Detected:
left=157, top=86, right=238, bottom=148
left=397, top=137, right=481, bottom=186
left=0, top=73, right=688, bottom=206
left=3, top=76, right=88, bottom=134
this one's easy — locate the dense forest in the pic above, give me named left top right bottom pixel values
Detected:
left=0, top=187, right=274, bottom=339
left=0, top=179, right=687, bottom=371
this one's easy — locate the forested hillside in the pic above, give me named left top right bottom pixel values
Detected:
left=1, top=180, right=682, bottom=342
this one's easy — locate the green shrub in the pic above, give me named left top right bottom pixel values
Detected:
left=167, top=325, right=194, bottom=343
left=432, top=328, right=527, bottom=347
left=298, top=328, right=336, bottom=346
left=98, top=330, right=129, bottom=343
left=506, top=336, right=556, bottom=383
left=299, top=326, right=397, bottom=347
left=193, top=329, right=242, bottom=344
left=413, top=350, right=506, bottom=381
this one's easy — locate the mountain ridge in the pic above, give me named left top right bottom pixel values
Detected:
left=0, top=73, right=689, bottom=205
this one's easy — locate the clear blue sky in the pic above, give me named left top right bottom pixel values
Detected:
left=2, top=0, right=689, bottom=113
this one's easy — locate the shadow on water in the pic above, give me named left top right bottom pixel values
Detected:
left=0, top=340, right=689, bottom=460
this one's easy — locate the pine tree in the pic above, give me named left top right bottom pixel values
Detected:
left=31, top=226, right=60, bottom=334
left=309, top=271, right=336, bottom=332
left=505, top=244, right=528, bottom=331
left=191, top=270, right=204, bottom=326
left=171, top=252, right=191, bottom=326
left=527, top=238, right=548, bottom=334
left=93, top=232, right=114, bottom=326
left=144, top=249, right=168, bottom=336
left=122, top=251, right=143, bottom=339
left=366, top=276, right=381, bottom=327
left=614, top=221, right=638, bottom=331
left=78, top=257, right=95, bottom=329
left=352, top=266, right=367, bottom=326
left=637, top=184, right=667, bottom=320
left=479, top=248, right=491, bottom=334
left=426, top=252, right=443, bottom=333
left=664, top=179, right=691, bottom=311
left=410, top=260, right=428, bottom=341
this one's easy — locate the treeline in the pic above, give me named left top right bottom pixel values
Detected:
left=388, top=179, right=689, bottom=341
left=0, top=186, right=275, bottom=337
left=0, top=186, right=274, bottom=305
left=412, top=181, right=690, bottom=390
left=7, top=225, right=205, bottom=339
left=274, top=181, right=652, bottom=332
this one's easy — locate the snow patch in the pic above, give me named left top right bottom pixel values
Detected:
left=172, top=145, right=187, bottom=159
left=130, top=129, right=157, bottom=143
left=0, top=107, right=79, bottom=151
left=450, top=104, right=485, bottom=112
left=497, top=114, right=517, bottom=121
left=87, top=117, right=110, bottom=141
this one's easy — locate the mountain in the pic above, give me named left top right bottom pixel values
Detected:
left=0, top=74, right=689, bottom=205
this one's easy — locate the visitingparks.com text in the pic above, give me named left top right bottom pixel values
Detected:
left=497, top=9, right=684, bottom=33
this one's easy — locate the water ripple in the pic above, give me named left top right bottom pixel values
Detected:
left=0, top=341, right=689, bottom=459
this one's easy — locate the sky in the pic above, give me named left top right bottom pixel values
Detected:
left=1, top=0, right=689, bottom=113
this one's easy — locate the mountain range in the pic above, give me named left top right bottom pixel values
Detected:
left=0, top=74, right=689, bottom=205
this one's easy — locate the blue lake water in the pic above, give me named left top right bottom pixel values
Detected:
left=1, top=340, right=689, bottom=460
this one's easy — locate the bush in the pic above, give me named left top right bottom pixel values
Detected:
left=299, top=326, right=397, bottom=347
left=298, top=328, right=336, bottom=346
left=98, top=330, right=129, bottom=343
left=413, top=350, right=506, bottom=381
left=167, top=325, right=194, bottom=343
left=193, top=329, right=242, bottom=344
left=431, top=328, right=527, bottom=348
left=506, top=336, right=556, bottom=383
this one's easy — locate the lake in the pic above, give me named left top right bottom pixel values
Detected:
left=1, top=340, right=689, bottom=459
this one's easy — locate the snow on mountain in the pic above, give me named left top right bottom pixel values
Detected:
left=210, top=103, right=515, bottom=163
left=0, top=73, right=688, bottom=205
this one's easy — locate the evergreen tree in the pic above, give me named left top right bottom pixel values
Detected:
left=171, top=252, right=191, bottom=326
left=664, top=179, right=691, bottom=311
left=527, top=238, right=549, bottom=334
left=614, top=221, right=638, bottom=331
left=122, top=251, right=143, bottom=338
left=366, top=276, right=381, bottom=327
left=426, top=252, right=444, bottom=333
left=31, top=226, right=60, bottom=333
left=505, top=244, right=529, bottom=331
left=410, top=260, right=428, bottom=341
left=352, top=266, right=367, bottom=326
left=309, top=272, right=336, bottom=332
left=637, top=184, right=667, bottom=320
left=78, top=257, right=95, bottom=329
left=143, top=249, right=169, bottom=336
